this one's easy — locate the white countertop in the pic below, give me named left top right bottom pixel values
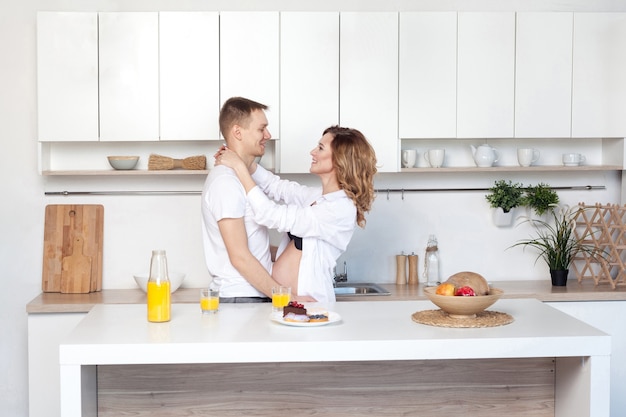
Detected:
left=60, top=299, right=610, bottom=366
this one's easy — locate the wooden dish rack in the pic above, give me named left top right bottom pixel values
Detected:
left=572, top=203, right=626, bottom=289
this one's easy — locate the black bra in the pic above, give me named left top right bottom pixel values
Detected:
left=287, top=232, right=303, bottom=251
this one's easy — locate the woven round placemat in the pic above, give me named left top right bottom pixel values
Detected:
left=411, top=309, right=514, bottom=328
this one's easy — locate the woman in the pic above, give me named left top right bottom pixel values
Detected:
left=215, top=125, right=377, bottom=303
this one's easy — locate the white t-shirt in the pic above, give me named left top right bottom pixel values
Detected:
left=201, top=165, right=272, bottom=297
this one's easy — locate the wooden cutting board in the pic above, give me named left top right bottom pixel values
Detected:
left=61, top=236, right=93, bottom=294
left=42, top=204, right=104, bottom=293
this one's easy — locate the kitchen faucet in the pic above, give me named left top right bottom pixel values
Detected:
left=333, top=261, right=348, bottom=285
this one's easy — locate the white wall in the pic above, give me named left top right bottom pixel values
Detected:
left=3, top=1, right=626, bottom=416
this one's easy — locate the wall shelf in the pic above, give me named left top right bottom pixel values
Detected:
left=400, top=165, right=623, bottom=173
left=42, top=170, right=209, bottom=176
left=42, top=165, right=621, bottom=176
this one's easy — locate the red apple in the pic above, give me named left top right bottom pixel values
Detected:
left=455, top=286, right=476, bottom=296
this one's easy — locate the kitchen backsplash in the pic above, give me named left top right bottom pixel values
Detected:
left=44, top=168, right=619, bottom=290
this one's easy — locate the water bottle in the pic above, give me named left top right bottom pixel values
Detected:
left=423, top=235, right=440, bottom=287
left=147, top=250, right=171, bottom=322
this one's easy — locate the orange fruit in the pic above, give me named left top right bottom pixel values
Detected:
left=435, top=283, right=456, bottom=296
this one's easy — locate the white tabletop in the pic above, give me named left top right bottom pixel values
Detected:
left=60, top=299, right=610, bottom=366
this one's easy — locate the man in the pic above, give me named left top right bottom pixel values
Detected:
left=201, top=97, right=282, bottom=302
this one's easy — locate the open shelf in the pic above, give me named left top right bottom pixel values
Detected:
left=42, top=169, right=210, bottom=176
left=400, top=165, right=623, bottom=173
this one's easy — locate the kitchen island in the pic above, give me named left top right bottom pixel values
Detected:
left=59, top=298, right=610, bottom=417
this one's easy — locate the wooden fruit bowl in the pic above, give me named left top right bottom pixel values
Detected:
left=423, top=287, right=504, bottom=319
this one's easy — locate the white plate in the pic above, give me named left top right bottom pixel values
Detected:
left=270, top=311, right=342, bottom=327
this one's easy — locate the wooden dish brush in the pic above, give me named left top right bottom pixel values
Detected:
left=148, top=154, right=207, bottom=170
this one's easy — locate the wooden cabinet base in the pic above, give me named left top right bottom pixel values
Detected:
left=98, top=358, right=555, bottom=416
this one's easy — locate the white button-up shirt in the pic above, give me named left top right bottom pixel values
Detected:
left=250, top=166, right=357, bottom=303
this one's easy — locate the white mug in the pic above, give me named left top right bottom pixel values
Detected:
left=401, top=149, right=417, bottom=168
left=517, top=148, right=540, bottom=167
left=424, top=149, right=445, bottom=168
left=562, top=153, right=585, bottom=166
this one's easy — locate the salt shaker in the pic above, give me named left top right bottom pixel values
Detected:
left=423, top=235, right=440, bottom=287
left=396, top=252, right=407, bottom=285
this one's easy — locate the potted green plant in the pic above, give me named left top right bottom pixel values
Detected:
left=510, top=205, right=602, bottom=286
left=485, top=180, right=524, bottom=226
left=522, top=183, right=559, bottom=217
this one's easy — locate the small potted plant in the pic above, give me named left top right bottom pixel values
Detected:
left=522, top=183, right=559, bottom=219
left=485, top=179, right=524, bottom=226
left=510, top=205, right=602, bottom=286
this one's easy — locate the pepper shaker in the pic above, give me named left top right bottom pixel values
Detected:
left=407, top=252, right=419, bottom=285
left=396, top=252, right=407, bottom=285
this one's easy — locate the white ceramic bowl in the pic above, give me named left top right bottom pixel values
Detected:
left=107, top=156, right=139, bottom=170
left=133, top=272, right=186, bottom=293
left=423, top=287, right=503, bottom=318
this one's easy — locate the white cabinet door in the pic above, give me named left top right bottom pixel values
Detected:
left=28, top=313, right=87, bottom=417
left=399, top=12, right=457, bottom=139
left=220, top=12, right=280, bottom=134
left=457, top=12, right=515, bottom=139
left=279, top=12, right=339, bottom=173
left=515, top=13, right=573, bottom=138
left=99, top=12, right=159, bottom=141
left=160, top=12, right=220, bottom=141
left=340, top=12, right=398, bottom=172
left=37, top=12, right=98, bottom=142
left=572, top=13, right=626, bottom=138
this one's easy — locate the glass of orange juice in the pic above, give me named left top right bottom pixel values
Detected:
left=271, top=286, right=291, bottom=312
left=200, top=288, right=219, bottom=314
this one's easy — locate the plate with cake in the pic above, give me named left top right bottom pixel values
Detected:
left=271, top=301, right=341, bottom=327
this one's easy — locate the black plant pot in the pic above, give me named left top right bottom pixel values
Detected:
left=550, top=269, right=569, bottom=286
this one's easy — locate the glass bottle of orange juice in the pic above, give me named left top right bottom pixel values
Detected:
left=147, top=250, right=171, bottom=322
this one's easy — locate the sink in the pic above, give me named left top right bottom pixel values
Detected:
left=334, top=282, right=390, bottom=296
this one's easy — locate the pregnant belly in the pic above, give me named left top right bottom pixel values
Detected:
left=272, top=241, right=302, bottom=291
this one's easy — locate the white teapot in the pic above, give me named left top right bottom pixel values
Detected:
left=470, top=144, right=500, bottom=167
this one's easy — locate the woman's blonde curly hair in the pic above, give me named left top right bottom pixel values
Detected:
left=324, top=126, right=377, bottom=228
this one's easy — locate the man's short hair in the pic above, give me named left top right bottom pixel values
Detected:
left=219, top=97, right=268, bottom=138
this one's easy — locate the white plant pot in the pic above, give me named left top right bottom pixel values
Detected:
left=492, top=207, right=515, bottom=227
left=525, top=207, right=552, bottom=227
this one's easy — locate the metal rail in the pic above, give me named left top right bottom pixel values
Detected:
left=44, top=190, right=200, bottom=196
left=44, top=185, right=605, bottom=197
left=375, top=185, right=605, bottom=200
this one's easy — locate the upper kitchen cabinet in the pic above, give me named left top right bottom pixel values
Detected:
left=279, top=12, right=339, bottom=173
left=220, top=12, right=280, bottom=133
left=99, top=12, right=159, bottom=141
left=37, top=12, right=98, bottom=142
left=572, top=13, right=626, bottom=138
left=457, top=12, right=515, bottom=139
left=159, top=12, right=220, bottom=140
left=399, top=12, right=457, bottom=139
left=515, top=13, right=573, bottom=138
left=340, top=12, right=398, bottom=172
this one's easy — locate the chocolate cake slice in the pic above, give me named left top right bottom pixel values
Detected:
left=283, top=301, right=307, bottom=317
